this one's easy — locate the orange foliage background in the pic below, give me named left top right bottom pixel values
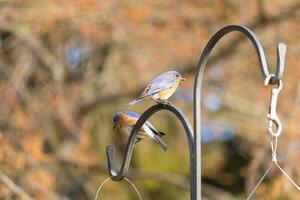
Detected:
left=0, top=0, right=300, bottom=199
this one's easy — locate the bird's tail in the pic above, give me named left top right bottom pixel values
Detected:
left=148, top=126, right=166, bottom=137
left=152, top=134, right=168, bottom=151
left=128, top=98, right=143, bottom=106
left=156, top=131, right=165, bottom=137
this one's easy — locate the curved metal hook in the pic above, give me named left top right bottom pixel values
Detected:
left=195, top=25, right=286, bottom=85
left=106, top=104, right=196, bottom=198
left=275, top=43, right=287, bottom=83
left=193, top=25, right=287, bottom=198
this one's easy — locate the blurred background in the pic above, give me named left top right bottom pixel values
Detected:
left=0, top=0, right=300, bottom=199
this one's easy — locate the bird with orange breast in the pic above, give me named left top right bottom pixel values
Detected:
left=128, top=71, right=185, bottom=106
left=112, top=111, right=167, bottom=151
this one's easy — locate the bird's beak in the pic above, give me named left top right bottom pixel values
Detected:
left=113, top=124, right=116, bottom=129
left=181, top=78, right=186, bottom=82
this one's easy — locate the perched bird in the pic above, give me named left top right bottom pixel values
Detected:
left=128, top=71, right=185, bottom=106
left=112, top=111, right=168, bottom=151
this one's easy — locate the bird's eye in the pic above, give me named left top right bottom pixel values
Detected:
left=176, top=74, right=179, bottom=78
left=113, top=116, right=118, bottom=122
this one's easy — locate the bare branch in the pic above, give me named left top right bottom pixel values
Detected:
left=0, top=170, right=36, bottom=200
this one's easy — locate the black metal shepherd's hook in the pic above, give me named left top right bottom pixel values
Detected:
left=105, top=25, right=286, bottom=200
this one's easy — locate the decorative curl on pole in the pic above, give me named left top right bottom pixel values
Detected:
left=106, top=104, right=195, bottom=190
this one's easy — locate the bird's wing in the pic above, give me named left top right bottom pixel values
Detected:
left=139, top=75, right=175, bottom=99
left=124, top=111, right=149, bottom=127
left=145, top=121, right=156, bottom=131
left=124, top=112, right=165, bottom=136
left=124, top=111, right=140, bottom=119
left=145, top=121, right=165, bottom=137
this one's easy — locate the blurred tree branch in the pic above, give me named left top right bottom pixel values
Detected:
left=0, top=170, right=36, bottom=200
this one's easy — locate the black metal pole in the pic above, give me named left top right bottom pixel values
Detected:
left=193, top=24, right=286, bottom=199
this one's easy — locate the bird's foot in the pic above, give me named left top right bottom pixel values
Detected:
left=156, top=100, right=172, bottom=107
left=164, top=101, right=172, bottom=106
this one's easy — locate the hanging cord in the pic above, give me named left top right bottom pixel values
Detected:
left=246, top=76, right=300, bottom=199
left=271, top=136, right=300, bottom=191
left=94, top=176, right=143, bottom=200
left=246, top=163, right=273, bottom=200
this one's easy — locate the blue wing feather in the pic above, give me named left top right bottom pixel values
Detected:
left=140, top=74, right=175, bottom=97
left=124, top=111, right=140, bottom=119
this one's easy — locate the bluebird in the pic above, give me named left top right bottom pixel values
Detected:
left=112, top=111, right=168, bottom=151
left=128, top=71, right=185, bottom=106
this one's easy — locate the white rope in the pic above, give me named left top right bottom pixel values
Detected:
left=274, top=161, right=300, bottom=191
left=124, top=177, right=143, bottom=200
left=94, top=177, right=112, bottom=200
left=270, top=136, right=278, bottom=162
left=271, top=136, right=300, bottom=191
left=246, top=163, right=273, bottom=200
left=246, top=135, right=300, bottom=199
left=94, top=176, right=143, bottom=200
